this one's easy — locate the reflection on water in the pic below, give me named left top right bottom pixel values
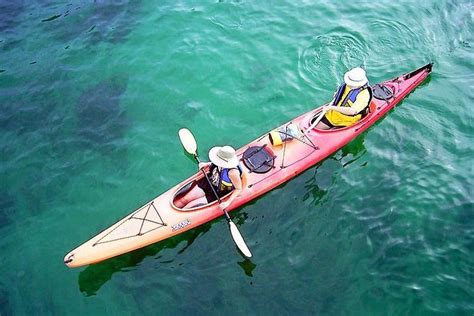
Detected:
left=79, top=221, right=213, bottom=296
left=303, top=134, right=367, bottom=205
left=78, top=208, right=256, bottom=295
left=338, top=135, right=367, bottom=167
left=302, top=168, right=328, bottom=206
left=0, top=0, right=472, bottom=313
left=237, top=258, right=256, bottom=277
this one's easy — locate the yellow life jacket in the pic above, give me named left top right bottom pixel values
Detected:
left=325, top=84, right=370, bottom=127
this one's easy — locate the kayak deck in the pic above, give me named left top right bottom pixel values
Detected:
left=64, top=63, right=432, bottom=267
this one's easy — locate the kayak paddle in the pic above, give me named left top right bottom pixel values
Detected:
left=178, top=128, right=252, bottom=258
left=303, top=108, right=328, bottom=136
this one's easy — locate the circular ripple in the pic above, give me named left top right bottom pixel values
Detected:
left=298, top=28, right=370, bottom=93
left=367, top=19, right=429, bottom=74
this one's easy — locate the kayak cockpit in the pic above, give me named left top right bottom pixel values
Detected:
left=171, top=174, right=233, bottom=211
left=311, top=100, right=377, bottom=132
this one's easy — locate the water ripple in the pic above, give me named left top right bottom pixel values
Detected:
left=0, top=0, right=473, bottom=314
left=298, top=28, right=370, bottom=92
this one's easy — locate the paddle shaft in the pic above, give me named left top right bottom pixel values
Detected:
left=179, top=127, right=252, bottom=258
left=193, top=155, right=232, bottom=221
left=303, top=108, right=328, bottom=136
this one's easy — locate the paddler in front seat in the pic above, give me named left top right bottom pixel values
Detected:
left=316, top=67, right=372, bottom=130
left=176, top=145, right=243, bottom=209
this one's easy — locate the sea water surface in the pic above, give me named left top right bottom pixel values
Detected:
left=0, top=0, right=473, bottom=315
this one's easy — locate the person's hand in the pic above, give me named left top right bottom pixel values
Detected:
left=198, top=162, right=207, bottom=170
left=220, top=201, right=230, bottom=210
left=322, top=105, right=332, bottom=112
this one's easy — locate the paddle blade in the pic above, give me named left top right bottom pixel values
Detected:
left=229, top=221, right=252, bottom=258
left=179, top=128, right=197, bottom=156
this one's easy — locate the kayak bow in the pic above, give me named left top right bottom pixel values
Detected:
left=64, top=63, right=432, bottom=267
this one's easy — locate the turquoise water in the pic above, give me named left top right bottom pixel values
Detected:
left=1, top=0, right=473, bottom=314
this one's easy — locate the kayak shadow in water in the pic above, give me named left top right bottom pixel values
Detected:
left=337, top=135, right=368, bottom=168
left=78, top=209, right=254, bottom=295
left=303, top=135, right=368, bottom=205
left=78, top=221, right=213, bottom=296
left=237, top=258, right=257, bottom=277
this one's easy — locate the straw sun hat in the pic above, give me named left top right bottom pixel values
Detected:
left=209, top=146, right=239, bottom=168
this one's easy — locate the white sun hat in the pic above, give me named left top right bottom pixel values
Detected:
left=209, top=146, right=240, bottom=168
left=344, top=67, right=368, bottom=87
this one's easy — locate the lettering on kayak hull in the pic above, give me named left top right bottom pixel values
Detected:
left=171, top=219, right=191, bottom=231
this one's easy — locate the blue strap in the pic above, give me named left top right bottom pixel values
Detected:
left=332, top=84, right=346, bottom=106
left=333, top=84, right=366, bottom=108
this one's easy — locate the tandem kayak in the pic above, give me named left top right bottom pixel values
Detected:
left=64, top=63, right=433, bottom=267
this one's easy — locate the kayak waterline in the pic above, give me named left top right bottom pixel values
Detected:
left=64, top=63, right=433, bottom=268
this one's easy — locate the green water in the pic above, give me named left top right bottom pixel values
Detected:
left=1, top=0, right=473, bottom=314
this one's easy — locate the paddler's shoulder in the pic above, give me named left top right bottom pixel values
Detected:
left=358, top=88, right=370, bottom=99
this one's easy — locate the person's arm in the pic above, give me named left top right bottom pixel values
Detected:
left=220, top=169, right=242, bottom=209
left=323, top=90, right=370, bottom=116
left=198, top=162, right=211, bottom=170
left=323, top=105, right=359, bottom=116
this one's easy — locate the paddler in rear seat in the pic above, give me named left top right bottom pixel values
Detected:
left=175, top=146, right=243, bottom=209
left=316, top=67, right=372, bottom=130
